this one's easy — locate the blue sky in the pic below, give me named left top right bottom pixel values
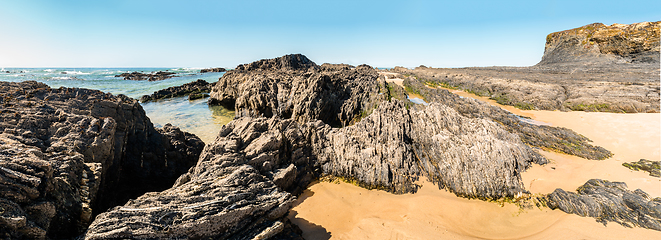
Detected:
left=0, top=0, right=659, bottom=68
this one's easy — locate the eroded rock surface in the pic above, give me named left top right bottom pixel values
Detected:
left=0, top=81, right=204, bottom=239
left=139, top=79, right=211, bottom=103
left=115, top=71, right=177, bottom=81
left=623, top=159, right=660, bottom=178
left=399, top=78, right=612, bottom=160
left=545, top=179, right=661, bottom=231
left=85, top=117, right=315, bottom=239
left=209, top=54, right=386, bottom=127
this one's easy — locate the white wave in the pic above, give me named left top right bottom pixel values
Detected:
left=44, top=69, right=55, bottom=72
left=61, top=70, right=90, bottom=75
left=50, top=76, right=83, bottom=80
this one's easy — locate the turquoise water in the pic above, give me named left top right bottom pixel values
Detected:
left=0, top=68, right=233, bottom=143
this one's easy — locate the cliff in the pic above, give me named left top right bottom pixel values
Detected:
left=539, top=21, right=660, bottom=65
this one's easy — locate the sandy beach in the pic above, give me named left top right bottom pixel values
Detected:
left=289, top=78, right=661, bottom=239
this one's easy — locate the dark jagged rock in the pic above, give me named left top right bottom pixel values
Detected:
left=400, top=78, right=612, bottom=160
left=115, top=71, right=176, bottom=81
left=208, top=54, right=387, bottom=127
left=623, top=159, right=660, bottom=177
left=200, top=67, right=226, bottom=73
left=139, top=79, right=211, bottom=103
left=545, top=179, right=661, bottom=231
left=84, top=117, right=317, bottom=239
left=188, top=93, right=209, bottom=101
left=0, top=81, right=204, bottom=239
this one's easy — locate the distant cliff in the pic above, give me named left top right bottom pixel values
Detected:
left=538, top=21, right=660, bottom=65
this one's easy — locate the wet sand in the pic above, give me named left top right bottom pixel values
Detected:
left=290, top=78, right=661, bottom=239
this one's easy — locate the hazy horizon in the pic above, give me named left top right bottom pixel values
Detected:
left=1, top=0, right=659, bottom=68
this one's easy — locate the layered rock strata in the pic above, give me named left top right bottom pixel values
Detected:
left=115, top=71, right=176, bottom=81
left=85, top=117, right=315, bottom=239
left=139, top=79, right=212, bottom=103
left=400, top=78, right=612, bottom=160
left=540, top=21, right=660, bottom=65
left=0, top=81, right=204, bottom=239
left=545, top=179, right=661, bottom=231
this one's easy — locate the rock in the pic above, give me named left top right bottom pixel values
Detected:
left=200, top=67, right=226, bottom=73
left=398, top=78, right=612, bottom=160
left=622, top=159, right=660, bottom=177
left=84, top=117, right=317, bottom=239
left=0, top=81, right=204, bottom=239
left=188, top=93, right=209, bottom=101
left=390, top=21, right=660, bottom=113
left=540, top=22, right=660, bottom=65
left=544, top=179, right=661, bottom=231
left=139, top=79, right=211, bottom=103
left=115, top=71, right=176, bottom=81
left=208, top=54, right=387, bottom=127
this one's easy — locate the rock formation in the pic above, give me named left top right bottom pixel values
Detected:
left=84, top=117, right=315, bottom=239
left=540, top=22, right=660, bottom=65
left=139, top=79, right=212, bottom=103
left=391, top=21, right=660, bottom=113
left=622, top=159, right=660, bottom=178
left=545, top=179, right=661, bottom=231
left=399, top=78, right=612, bottom=160
left=0, top=81, right=204, bottom=239
left=200, top=67, right=226, bottom=73
left=115, top=71, right=177, bottom=81
left=209, top=54, right=386, bottom=128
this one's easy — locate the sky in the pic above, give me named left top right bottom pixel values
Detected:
left=0, top=0, right=659, bottom=68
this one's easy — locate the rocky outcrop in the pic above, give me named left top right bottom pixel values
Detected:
left=0, top=81, right=204, bottom=239
left=84, top=98, right=547, bottom=238
left=84, top=117, right=316, bottom=239
left=540, top=22, right=660, bottom=65
left=545, top=179, right=661, bottom=231
left=623, top=159, right=660, bottom=177
left=139, top=79, right=211, bottom=103
left=312, top=100, right=546, bottom=198
left=209, top=54, right=387, bottom=127
left=400, top=78, right=612, bottom=160
left=115, top=71, right=176, bottom=81
left=200, top=67, right=226, bottom=73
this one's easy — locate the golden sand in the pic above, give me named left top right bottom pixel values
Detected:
left=289, top=80, right=661, bottom=239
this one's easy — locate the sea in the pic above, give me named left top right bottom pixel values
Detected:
left=0, top=68, right=234, bottom=143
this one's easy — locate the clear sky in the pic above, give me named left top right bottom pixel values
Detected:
left=0, top=0, right=659, bottom=68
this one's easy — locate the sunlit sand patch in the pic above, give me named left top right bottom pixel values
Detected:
left=289, top=180, right=661, bottom=239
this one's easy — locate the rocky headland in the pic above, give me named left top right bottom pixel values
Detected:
left=115, top=71, right=177, bottom=81
left=391, top=21, right=660, bottom=113
left=139, top=79, right=212, bottom=103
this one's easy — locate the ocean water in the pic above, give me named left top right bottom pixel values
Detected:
left=0, top=68, right=233, bottom=143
